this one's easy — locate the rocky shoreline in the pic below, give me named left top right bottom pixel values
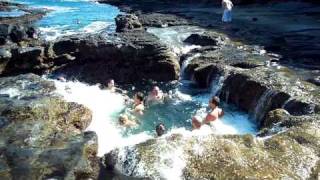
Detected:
left=0, top=0, right=319, bottom=179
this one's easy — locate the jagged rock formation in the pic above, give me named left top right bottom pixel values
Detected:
left=0, top=74, right=99, bottom=179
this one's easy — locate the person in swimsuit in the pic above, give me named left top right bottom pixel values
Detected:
left=192, top=116, right=202, bottom=130
left=203, top=96, right=224, bottom=125
left=106, top=79, right=116, bottom=92
left=192, top=96, right=224, bottom=129
left=146, top=86, right=164, bottom=105
left=132, top=92, right=145, bottom=115
left=119, top=114, right=138, bottom=127
left=105, top=79, right=128, bottom=95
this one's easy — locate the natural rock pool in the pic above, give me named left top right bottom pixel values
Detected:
left=1, top=0, right=319, bottom=179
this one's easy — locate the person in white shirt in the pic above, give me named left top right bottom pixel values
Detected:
left=222, top=0, right=233, bottom=23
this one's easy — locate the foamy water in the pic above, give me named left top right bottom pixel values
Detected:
left=53, top=80, right=152, bottom=156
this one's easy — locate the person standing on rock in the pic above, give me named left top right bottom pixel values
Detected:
left=222, top=0, right=233, bottom=23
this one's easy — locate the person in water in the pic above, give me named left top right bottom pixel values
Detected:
left=146, top=86, right=164, bottom=105
left=119, top=92, right=145, bottom=127
left=222, top=0, right=233, bottom=23
left=192, top=96, right=224, bottom=129
left=119, top=114, right=138, bottom=127
left=105, top=79, right=127, bottom=94
left=192, top=116, right=202, bottom=130
left=156, top=123, right=166, bottom=137
left=132, top=92, right=145, bottom=115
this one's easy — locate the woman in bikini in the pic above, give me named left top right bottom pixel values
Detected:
left=192, top=96, right=224, bottom=130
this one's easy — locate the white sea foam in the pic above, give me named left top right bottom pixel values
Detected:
left=81, top=21, right=111, bottom=33
left=34, top=5, right=78, bottom=15
left=39, top=26, right=76, bottom=41
left=53, top=80, right=152, bottom=156
left=0, top=88, right=21, bottom=98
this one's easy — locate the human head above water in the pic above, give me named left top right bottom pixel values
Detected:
left=156, top=123, right=166, bottom=137
left=119, top=114, right=128, bottom=125
left=209, top=96, right=220, bottom=108
left=107, top=79, right=115, bottom=88
left=152, top=86, right=160, bottom=96
left=134, top=92, right=144, bottom=103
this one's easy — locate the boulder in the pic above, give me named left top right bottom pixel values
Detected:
left=262, top=108, right=290, bottom=128
left=51, top=32, right=180, bottom=84
left=115, top=14, right=143, bottom=32
left=184, top=32, right=221, bottom=46
left=0, top=74, right=99, bottom=179
left=9, top=25, right=26, bottom=43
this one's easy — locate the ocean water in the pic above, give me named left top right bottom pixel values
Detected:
left=0, top=9, right=27, bottom=17
left=12, top=0, right=120, bottom=40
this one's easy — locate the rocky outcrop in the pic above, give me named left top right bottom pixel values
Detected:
left=184, top=32, right=224, bottom=46
left=137, top=13, right=191, bottom=27
left=50, top=31, right=180, bottom=84
left=183, top=35, right=319, bottom=128
left=103, top=113, right=320, bottom=179
left=0, top=10, right=180, bottom=84
left=0, top=74, right=99, bottom=179
left=115, top=14, right=143, bottom=32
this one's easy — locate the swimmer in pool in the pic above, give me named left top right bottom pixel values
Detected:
left=156, top=123, right=166, bottom=137
left=105, top=79, right=127, bottom=94
left=146, top=86, right=164, bottom=105
left=192, top=96, right=224, bottom=129
left=119, top=114, right=138, bottom=127
left=132, top=92, right=145, bottom=115
left=125, top=92, right=145, bottom=115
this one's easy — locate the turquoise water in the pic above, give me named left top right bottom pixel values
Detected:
left=13, top=0, right=120, bottom=40
left=0, top=9, right=27, bottom=17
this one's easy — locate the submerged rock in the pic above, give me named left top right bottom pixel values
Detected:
left=0, top=74, right=99, bottom=179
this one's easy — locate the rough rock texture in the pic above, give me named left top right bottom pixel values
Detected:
left=137, top=13, right=191, bottom=27
left=51, top=31, right=180, bottom=84
left=181, top=30, right=320, bottom=128
left=115, top=14, right=143, bottom=32
left=184, top=32, right=223, bottom=46
left=104, top=113, right=320, bottom=179
left=0, top=2, right=46, bottom=25
left=0, top=74, right=99, bottom=179
left=99, top=0, right=320, bottom=70
left=0, top=11, right=180, bottom=84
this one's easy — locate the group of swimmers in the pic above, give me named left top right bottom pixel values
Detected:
left=105, top=79, right=224, bottom=137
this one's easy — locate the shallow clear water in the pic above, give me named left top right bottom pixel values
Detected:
left=13, top=0, right=119, bottom=40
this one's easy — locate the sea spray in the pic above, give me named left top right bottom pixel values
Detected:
left=53, top=80, right=152, bottom=156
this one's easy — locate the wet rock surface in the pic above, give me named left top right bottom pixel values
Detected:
left=51, top=30, right=180, bottom=84
left=104, top=113, right=320, bottom=179
left=0, top=74, right=99, bottom=179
